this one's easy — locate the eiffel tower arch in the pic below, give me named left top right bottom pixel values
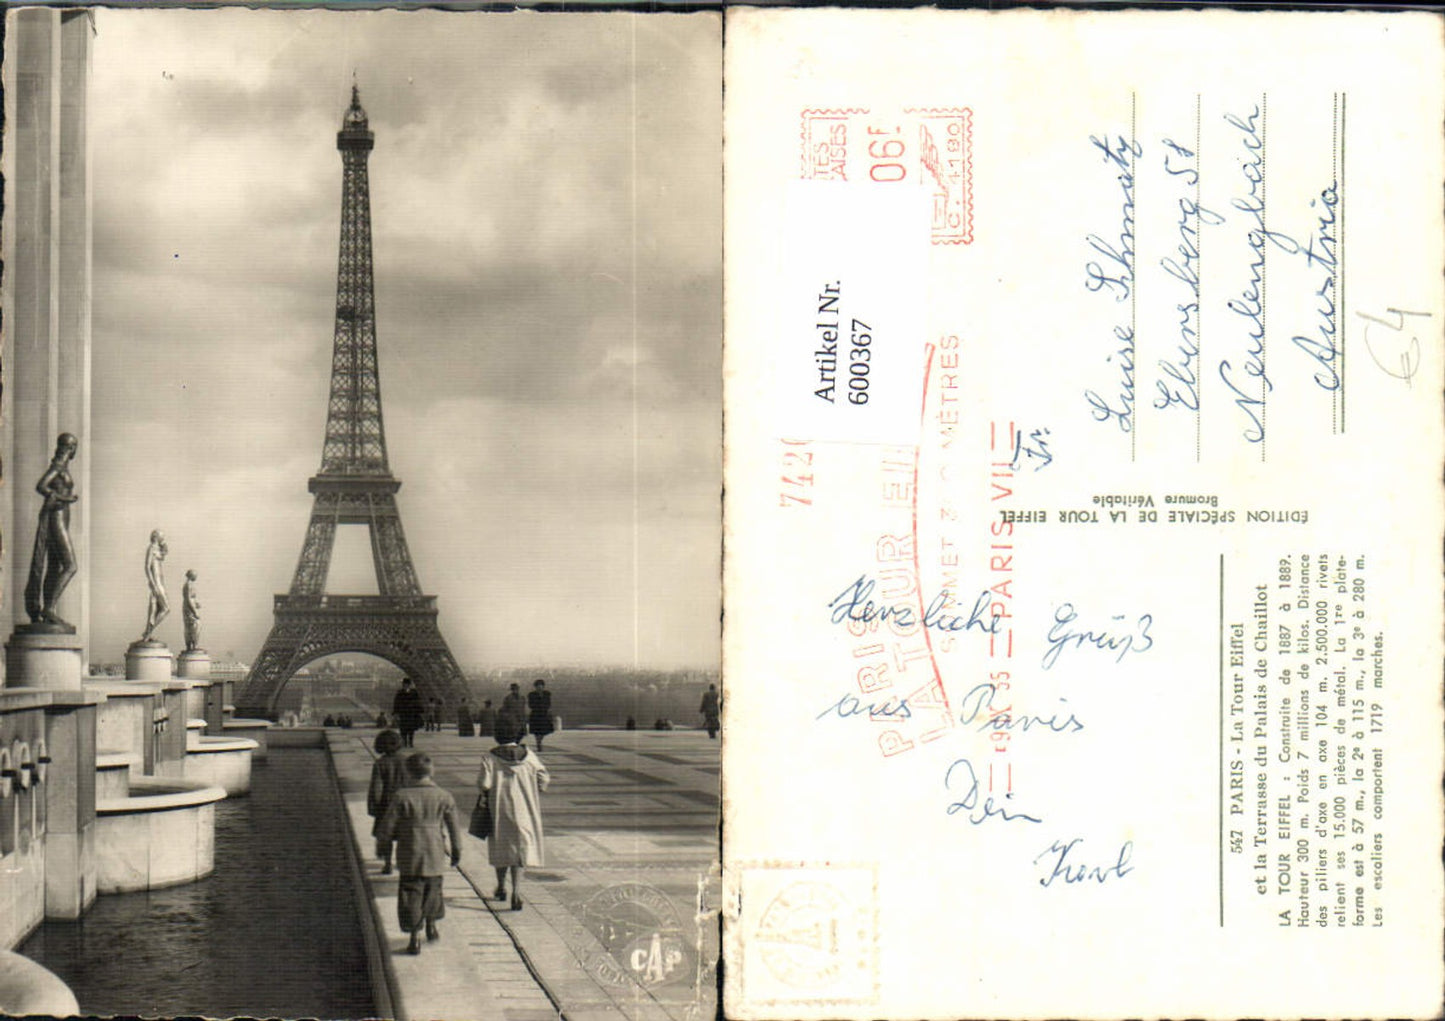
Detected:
left=237, top=87, right=469, bottom=719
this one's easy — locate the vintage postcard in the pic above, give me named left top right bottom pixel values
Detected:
left=722, top=7, right=1443, bottom=1019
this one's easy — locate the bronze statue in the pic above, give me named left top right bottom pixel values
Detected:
left=141, top=530, right=170, bottom=642
left=24, top=433, right=79, bottom=630
left=182, top=569, right=202, bottom=652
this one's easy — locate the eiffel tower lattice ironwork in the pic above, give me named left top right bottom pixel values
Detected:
left=238, top=86, right=469, bottom=718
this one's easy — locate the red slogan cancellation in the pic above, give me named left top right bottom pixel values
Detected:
left=800, top=107, right=974, bottom=245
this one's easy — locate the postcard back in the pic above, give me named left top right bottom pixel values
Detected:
left=722, top=8, right=1445, bottom=1018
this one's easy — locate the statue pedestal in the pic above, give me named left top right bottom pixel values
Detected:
left=5, top=629, right=84, bottom=690
left=125, top=641, right=173, bottom=683
left=177, top=649, right=211, bottom=681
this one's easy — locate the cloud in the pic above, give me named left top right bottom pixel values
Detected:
left=390, top=395, right=720, bottom=668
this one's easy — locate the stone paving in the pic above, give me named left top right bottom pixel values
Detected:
left=329, top=727, right=721, bottom=1021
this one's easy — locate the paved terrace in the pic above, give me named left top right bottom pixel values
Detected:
left=328, top=727, right=721, bottom=1021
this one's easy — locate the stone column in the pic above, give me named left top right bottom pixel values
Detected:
left=42, top=692, right=100, bottom=918
left=153, top=682, right=189, bottom=780
left=204, top=680, right=227, bottom=735
left=3, top=8, right=92, bottom=683
left=57, top=10, right=94, bottom=666
left=7, top=9, right=62, bottom=644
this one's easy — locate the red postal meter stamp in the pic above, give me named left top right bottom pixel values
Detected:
left=800, top=107, right=974, bottom=245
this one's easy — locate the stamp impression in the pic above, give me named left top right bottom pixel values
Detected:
left=800, top=106, right=974, bottom=245
left=578, top=881, right=695, bottom=991
left=734, top=863, right=878, bottom=1008
left=756, top=881, right=863, bottom=988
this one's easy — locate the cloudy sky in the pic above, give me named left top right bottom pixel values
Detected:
left=84, top=8, right=721, bottom=671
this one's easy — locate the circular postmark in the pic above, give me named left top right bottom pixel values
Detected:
left=754, top=880, right=871, bottom=991
left=578, top=881, right=694, bottom=990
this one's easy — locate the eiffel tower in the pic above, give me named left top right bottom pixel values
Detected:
left=237, top=86, right=469, bottom=719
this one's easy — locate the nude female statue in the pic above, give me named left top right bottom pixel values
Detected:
left=141, top=530, right=170, bottom=642
left=182, top=570, right=202, bottom=652
left=24, top=433, right=79, bottom=630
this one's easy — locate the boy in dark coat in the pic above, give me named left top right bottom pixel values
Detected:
left=367, top=729, right=407, bottom=874
left=376, top=752, right=462, bottom=954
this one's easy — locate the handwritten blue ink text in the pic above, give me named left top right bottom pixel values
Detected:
left=815, top=693, right=912, bottom=722
left=958, top=682, right=1084, bottom=734
left=828, top=576, right=1002, bottom=635
left=945, top=757, right=1043, bottom=826
left=1035, top=838, right=1135, bottom=887
left=1041, top=603, right=1154, bottom=670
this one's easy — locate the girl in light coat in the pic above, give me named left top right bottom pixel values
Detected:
left=477, top=719, right=550, bottom=910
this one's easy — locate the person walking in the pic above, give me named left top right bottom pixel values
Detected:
left=499, top=683, right=527, bottom=740
left=392, top=678, right=424, bottom=747
left=527, top=679, right=554, bottom=752
left=476, top=699, right=496, bottom=739
left=376, top=752, right=462, bottom=955
left=367, top=729, right=408, bottom=874
left=457, top=700, right=475, bottom=737
left=477, top=718, right=549, bottom=911
left=700, top=683, right=721, bottom=739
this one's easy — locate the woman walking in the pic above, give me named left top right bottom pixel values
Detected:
left=476, top=718, right=549, bottom=910
left=527, top=679, right=554, bottom=752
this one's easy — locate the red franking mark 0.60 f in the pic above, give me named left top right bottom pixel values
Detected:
left=800, top=107, right=974, bottom=245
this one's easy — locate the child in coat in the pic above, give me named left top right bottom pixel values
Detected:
left=477, top=719, right=550, bottom=910
left=376, top=752, right=462, bottom=954
left=367, top=729, right=407, bottom=874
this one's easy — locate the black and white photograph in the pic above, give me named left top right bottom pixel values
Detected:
left=0, top=6, right=722, bottom=1019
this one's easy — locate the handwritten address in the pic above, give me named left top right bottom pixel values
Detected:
left=1081, top=99, right=1349, bottom=449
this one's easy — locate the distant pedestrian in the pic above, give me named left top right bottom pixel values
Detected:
left=700, top=684, right=720, bottom=739
left=367, top=729, right=407, bottom=875
left=476, top=699, right=496, bottom=738
left=625, top=716, right=637, bottom=731
left=499, top=683, right=526, bottom=739
left=457, top=700, right=475, bottom=737
left=477, top=717, right=550, bottom=911
left=324, top=714, right=336, bottom=728
left=376, top=752, right=462, bottom=955
left=527, top=679, right=554, bottom=752
left=392, top=678, right=423, bottom=747
left=375, top=711, right=390, bottom=729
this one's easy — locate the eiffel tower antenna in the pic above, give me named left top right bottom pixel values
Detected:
left=238, top=86, right=469, bottom=718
